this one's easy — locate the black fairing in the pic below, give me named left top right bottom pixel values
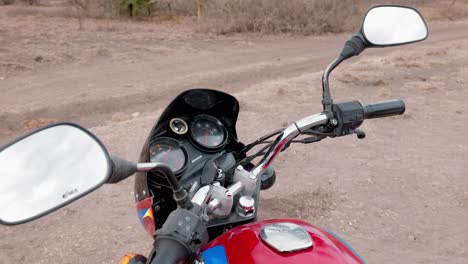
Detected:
left=154, top=89, right=240, bottom=140
left=134, top=89, right=244, bottom=229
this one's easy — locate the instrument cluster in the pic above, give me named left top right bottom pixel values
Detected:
left=148, top=115, right=228, bottom=179
left=190, top=115, right=227, bottom=149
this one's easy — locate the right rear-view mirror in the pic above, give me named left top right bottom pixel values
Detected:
left=361, top=5, right=428, bottom=47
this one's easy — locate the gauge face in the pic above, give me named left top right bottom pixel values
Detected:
left=149, top=138, right=187, bottom=173
left=190, top=115, right=227, bottom=149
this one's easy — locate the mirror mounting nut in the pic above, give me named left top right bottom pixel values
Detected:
left=340, top=35, right=367, bottom=60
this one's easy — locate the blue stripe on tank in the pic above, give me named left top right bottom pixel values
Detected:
left=202, top=245, right=229, bottom=264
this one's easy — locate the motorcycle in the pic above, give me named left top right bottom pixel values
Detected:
left=0, top=5, right=428, bottom=264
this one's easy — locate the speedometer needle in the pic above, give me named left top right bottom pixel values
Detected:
left=204, top=130, right=209, bottom=145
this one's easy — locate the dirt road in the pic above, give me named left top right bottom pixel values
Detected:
left=1, top=9, right=467, bottom=263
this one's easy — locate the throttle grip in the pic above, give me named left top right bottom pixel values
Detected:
left=363, top=99, right=406, bottom=119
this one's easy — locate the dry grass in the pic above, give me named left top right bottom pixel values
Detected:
left=3, top=0, right=468, bottom=35
left=198, top=0, right=360, bottom=35
left=6, top=5, right=75, bottom=17
left=156, top=0, right=468, bottom=34
left=5, top=1, right=115, bottom=18
left=1, top=0, right=42, bottom=5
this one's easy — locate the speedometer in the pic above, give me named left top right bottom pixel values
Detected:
left=149, top=137, right=187, bottom=174
left=190, top=115, right=227, bottom=149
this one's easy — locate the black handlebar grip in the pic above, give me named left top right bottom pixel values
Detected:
left=363, top=99, right=406, bottom=119
left=149, top=237, right=191, bottom=264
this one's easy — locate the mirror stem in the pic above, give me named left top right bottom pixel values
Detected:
left=322, top=56, right=344, bottom=111
left=107, top=156, right=191, bottom=211
left=322, top=35, right=366, bottom=111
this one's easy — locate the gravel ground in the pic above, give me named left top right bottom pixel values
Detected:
left=1, top=7, right=467, bottom=264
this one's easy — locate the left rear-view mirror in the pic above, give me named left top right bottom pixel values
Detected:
left=0, top=123, right=112, bottom=225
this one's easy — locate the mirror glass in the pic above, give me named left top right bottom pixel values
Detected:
left=363, top=6, right=428, bottom=46
left=0, top=124, right=111, bottom=225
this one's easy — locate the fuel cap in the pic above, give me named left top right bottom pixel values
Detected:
left=260, top=222, right=313, bottom=252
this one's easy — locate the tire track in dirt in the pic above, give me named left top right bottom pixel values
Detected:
left=2, top=21, right=467, bottom=144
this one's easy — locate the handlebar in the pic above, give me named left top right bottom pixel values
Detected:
left=251, top=98, right=406, bottom=178
left=363, top=99, right=406, bottom=119
left=251, top=113, right=329, bottom=178
left=148, top=98, right=407, bottom=264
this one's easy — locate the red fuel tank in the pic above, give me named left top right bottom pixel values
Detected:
left=204, top=219, right=365, bottom=264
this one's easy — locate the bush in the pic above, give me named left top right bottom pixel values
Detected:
left=0, top=0, right=40, bottom=4
left=0, top=0, right=16, bottom=4
left=69, top=0, right=155, bottom=19
left=68, top=0, right=119, bottom=19
left=151, top=0, right=197, bottom=17
left=118, top=0, right=153, bottom=17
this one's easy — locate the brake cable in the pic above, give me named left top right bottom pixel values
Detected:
left=238, top=142, right=274, bottom=166
left=239, top=128, right=285, bottom=157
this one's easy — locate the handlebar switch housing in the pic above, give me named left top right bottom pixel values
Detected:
left=331, top=101, right=365, bottom=136
left=154, top=206, right=209, bottom=258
